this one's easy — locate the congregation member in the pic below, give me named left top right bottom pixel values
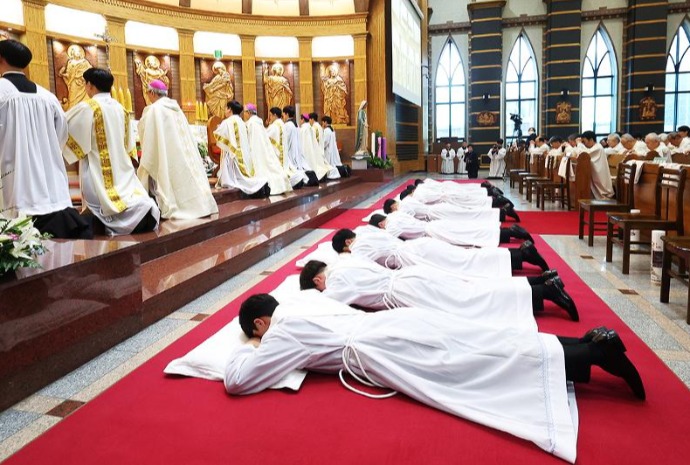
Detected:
left=604, top=133, right=625, bottom=155
left=0, top=40, right=91, bottom=238
left=528, top=136, right=549, bottom=165
left=576, top=130, right=614, bottom=199
left=457, top=141, right=467, bottom=174
left=322, top=116, right=344, bottom=171
left=214, top=100, right=269, bottom=197
left=644, top=132, right=671, bottom=161
left=332, top=226, right=551, bottom=279
left=620, top=133, right=648, bottom=156
left=300, top=113, right=331, bottom=180
left=310, top=112, right=340, bottom=179
left=675, top=125, right=690, bottom=152
left=64, top=68, right=160, bottom=235
left=244, top=103, right=293, bottom=195
left=545, top=136, right=565, bottom=167
left=266, top=106, right=308, bottom=189
left=228, top=294, right=644, bottom=462
left=282, top=105, right=318, bottom=185
left=465, top=144, right=479, bottom=178
left=137, top=80, right=218, bottom=220
left=486, top=139, right=506, bottom=178
left=440, top=142, right=455, bottom=174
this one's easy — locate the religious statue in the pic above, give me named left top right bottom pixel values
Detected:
left=477, top=111, right=497, bottom=127
left=319, top=62, right=349, bottom=125
left=135, top=55, right=170, bottom=105
left=354, top=100, right=369, bottom=156
left=556, top=100, right=572, bottom=124
left=58, top=44, right=92, bottom=110
left=203, top=61, right=234, bottom=119
left=639, top=96, right=657, bottom=121
left=262, top=62, right=293, bottom=111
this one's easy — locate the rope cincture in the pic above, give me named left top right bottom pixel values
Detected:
left=339, top=341, right=397, bottom=400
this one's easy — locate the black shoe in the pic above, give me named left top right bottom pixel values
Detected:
left=510, top=224, right=534, bottom=243
left=580, top=326, right=609, bottom=343
left=489, top=186, right=504, bottom=197
left=545, top=276, right=579, bottom=321
left=595, top=330, right=646, bottom=400
left=541, top=269, right=559, bottom=281
left=494, top=194, right=514, bottom=208
left=521, top=240, right=550, bottom=271
left=503, top=205, right=521, bottom=222
left=481, top=181, right=492, bottom=188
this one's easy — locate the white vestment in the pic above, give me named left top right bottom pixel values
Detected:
left=399, top=195, right=500, bottom=222
left=413, top=182, right=493, bottom=210
left=300, top=122, right=332, bottom=180
left=0, top=74, right=73, bottom=217
left=604, top=143, right=626, bottom=156
left=654, top=142, right=671, bottom=162
left=313, top=122, right=340, bottom=179
left=214, top=114, right=267, bottom=194
left=351, top=225, right=512, bottom=279
left=385, top=211, right=501, bottom=247
left=558, top=145, right=577, bottom=180
left=440, top=148, right=455, bottom=174
left=487, top=147, right=506, bottom=177
left=224, top=303, right=577, bottom=463
left=529, top=144, right=549, bottom=165
left=137, top=97, right=218, bottom=220
left=629, top=140, right=649, bottom=157
left=323, top=126, right=343, bottom=167
left=266, top=118, right=308, bottom=187
left=457, top=148, right=467, bottom=174
left=545, top=147, right=563, bottom=168
left=246, top=115, right=292, bottom=195
left=64, top=93, right=160, bottom=235
left=284, top=119, right=311, bottom=171
left=670, top=137, right=690, bottom=154
left=576, top=142, right=614, bottom=199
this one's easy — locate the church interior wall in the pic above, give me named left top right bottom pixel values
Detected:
left=502, top=0, right=547, bottom=18
left=582, top=0, right=627, bottom=9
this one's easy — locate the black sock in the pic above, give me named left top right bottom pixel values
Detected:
left=499, top=228, right=511, bottom=243
left=559, top=339, right=593, bottom=383
left=509, top=248, right=522, bottom=270
left=531, top=284, right=545, bottom=312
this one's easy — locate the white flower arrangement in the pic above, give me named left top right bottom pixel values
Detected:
left=0, top=215, right=50, bottom=275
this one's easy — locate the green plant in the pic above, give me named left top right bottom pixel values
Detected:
left=367, top=155, right=393, bottom=169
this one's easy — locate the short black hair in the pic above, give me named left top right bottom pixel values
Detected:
left=269, top=107, right=282, bottom=118
left=83, top=68, right=114, bottom=93
left=399, top=189, right=411, bottom=201
left=383, top=198, right=397, bottom=214
left=283, top=105, right=295, bottom=118
left=549, top=136, right=563, bottom=144
left=568, top=133, right=579, bottom=141
left=677, top=125, right=690, bottom=133
left=496, top=138, right=504, bottom=144
left=228, top=100, right=243, bottom=115
left=309, top=112, right=319, bottom=121
left=536, top=136, right=547, bottom=143
left=0, top=39, right=32, bottom=68
left=299, top=260, right=327, bottom=290
left=368, top=213, right=387, bottom=227
left=580, top=130, right=596, bottom=141
left=322, top=115, right=332, bottom=125
left=332, top=229, right=356, bottom=253
left=238, top=294, right=279, bottom=338
left=414, top=178, right=425, bottom=186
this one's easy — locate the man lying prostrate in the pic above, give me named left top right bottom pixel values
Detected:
left=369, top=213, right=535, bottom=249
left=227, top=294, right=645, bottom=463
left=299, top=257, right=579, bottom=321
left=332, top=226, right=550, bottom=279
left=386, top=194, right=505, bottom=222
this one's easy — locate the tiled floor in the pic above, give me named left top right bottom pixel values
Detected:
left=1, top=173, right=689, bottom=462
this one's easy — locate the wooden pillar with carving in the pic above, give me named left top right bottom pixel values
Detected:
left=298, top=37, right=314, bottom=115
left=177, top=28, right=197, bottom=122
left=353, top=33, right=368, bottom=112
left=105, top=16, right=128, bottom=91
left=21, top=0, right=49, bottom=88
left=240, top=35, right=257, bottom=107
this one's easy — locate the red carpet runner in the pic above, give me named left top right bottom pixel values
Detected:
left=4, top=192, right=689, bottom=465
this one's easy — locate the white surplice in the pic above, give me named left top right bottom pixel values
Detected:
left=529, top=143, right=549, bottom=165
left=487, top=146, right=506, bottom=178
left=323, top=126, right=343, bottom=167
left=351, top=224, right=512, bottom=279
left=0, top=74, right=73, bottom=217
left=399, top=195, right=500, bottom=222
left=214, top=114, right=267, bottom=194
left=284, top=119, right=311, bottom=171
left=384, top=211, right=501, bottom=247
left=312, top=122, right=340, bottom=179
left=64, top=93, right=160, bottom=235
left=266, top=118, right=308, bottom=187
left=413, top=181, right=493, bottom=210
left=246, top=115, right=292, bottom=195
left=137, top=97, right=218, bottom=219
left=457, top=148, right=467, bottom=174
left=224, top=302, right=577, bottom=463
left=440, top=148, right=455, bottom=174
left=575, top=142, right=614, bottom=199
left=604, top=143, right=626, bottom=156
left=300, top=122, right=331, bottom=180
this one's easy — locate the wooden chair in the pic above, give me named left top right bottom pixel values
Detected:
left=509, top=150, right=529, bottom=188
left=671, top=153, right=690, bottom=164
left=517, top=153, right=543, bottom=194
left=608, top=153, right=626, bottom=178
left=660, top=236, right=690, bottom=324
left=525, top=155, right=555, bottom=203
left=578, top=162, right=637, bottom=246
left=536, top=156, right=570, bottom=210
left=606, top=166, right=687, bottom=274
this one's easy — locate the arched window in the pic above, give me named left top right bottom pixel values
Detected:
left=665, top=20, right=690, bottom=132
left=435, top=38, right=466, bottom=139
left=581, top=26, right=617, bottom=138
left=505, top=32, right=538, bottom=144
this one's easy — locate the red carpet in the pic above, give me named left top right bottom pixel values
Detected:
left=512, top=211, right=608, bottom=236
left=4, top=215, right=689, bottom=464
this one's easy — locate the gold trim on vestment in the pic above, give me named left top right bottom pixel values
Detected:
left=87, top=99, right=127, bottom=213
left=124, top=111, right=137, bottom=160
left=269, top=124, right=285, bottom=165
left=66, top=134, right=86, bottom=160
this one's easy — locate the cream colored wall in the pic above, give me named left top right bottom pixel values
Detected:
left=428, top=1, right=468, bottom=25
left=582, top=0, right=627, bottom=10
left=503, top=0, right=546, bottom=18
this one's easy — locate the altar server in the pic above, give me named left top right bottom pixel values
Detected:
left=322, top=116, right=343, bottom=169
left=266, top=106, right=308, bottom=188
left=0, top=40, right=91, bottom=238
left=137, top=80, right=218, bottom=219
left=440, top=142, right=455, bottom=174
left=300, top=113, right=332, bottom=180
left=64, top=68, right=159, bottom=235
left=577, top=131, right=614, bottom=200
left=310, top=112, right=340, bottom=179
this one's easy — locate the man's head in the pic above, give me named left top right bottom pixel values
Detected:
left=383, top=198, right=399, bottom=214
left=645, top=132, right=661, bottom=151
left=300, top=113, right=309, bottom=124
left=368, top=213, right=387, bottom=229
left=299, top=260, right=328, bottom=291
left=414, top=178, right=425, bottom=186
left=620, top=133, right=636, bottom=150
left=332, top=229, right=356, bottom=253
left=580, top=130, right=597, bottom=148
left=83, top=68, right=114, bottom=96
left=549, top=136, right=563, bottom=149
left=607, top=133, right=621, bottom=148
left=146, top=79, right=168, bottom=103
left=535, top=136, right=546, bottom=146
left=269, top=106, right=282, bottom=122
left=244, top=103, right=257, bottom=120
left=322, top=115, right=332, bottom=127
left=309, top=112, right=319, bottom=123
left=677, top=125, right=690, bottom=138
left=496, top=138, right=504, bottom=146
left=0, top=39, right=32, bottom=74
left=567, top=133, right=578, bottom=147
left=227, top=100, right=243, bottom=116
left=528, top=127, right=536, bottom=135
left=668, top=131, right=682, bottom=147
left=238, top=293, right=279, bottom=339
left=283, top=105, right=295, bottom=121
left=399, top=189, right=412, bottom=201
left=444, top=142, right=451, bottom=149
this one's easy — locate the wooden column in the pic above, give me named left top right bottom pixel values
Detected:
left=105, top=16, right=128, bottom=91
left=623, top=0, right=668, bottom=135
left=467, top=1, right=505, bottom=156
left=240, top=34, right=257, bottom=106
left=177, top=28, right=197, bottom=122
left=543, top=0, right=582, bottom=137
left=297, top=37, right=314, bottom=114
left=353, top=33, right=368, bottom=112
left=366, top=0, right=389, bottom=157
left=21, top=0, right=49, bottom=88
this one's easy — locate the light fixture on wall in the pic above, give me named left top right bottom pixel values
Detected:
left=483, top=93, right=490, bottom=103
left=645, top=83, right=655, bottom=94
left=561, top=88, right=569, bottom=98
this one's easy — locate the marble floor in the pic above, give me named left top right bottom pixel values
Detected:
left=1, top=172, right=689, bottom=461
